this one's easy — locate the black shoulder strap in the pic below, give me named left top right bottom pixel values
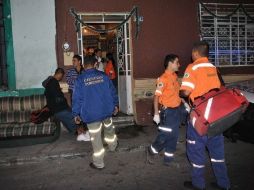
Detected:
left=216, top=67, right=225, bottom=86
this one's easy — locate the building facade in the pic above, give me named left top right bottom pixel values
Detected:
left=1, top=0, right=254, bottom=125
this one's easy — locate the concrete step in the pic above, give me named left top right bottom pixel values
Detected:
left=112, top=115, right=135, bottom=128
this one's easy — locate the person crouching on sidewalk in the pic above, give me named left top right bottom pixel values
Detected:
left=147, top=54, right=182, bottom=166
left=42, top=68, right=90, bottom=141
left=72, top=56, right=119, bottom=170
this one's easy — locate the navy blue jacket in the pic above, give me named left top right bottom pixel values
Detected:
left=72, top=68, right=119, bottom=124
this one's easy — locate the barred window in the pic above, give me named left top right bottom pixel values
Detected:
left=199, top=3, right=254, bottom=67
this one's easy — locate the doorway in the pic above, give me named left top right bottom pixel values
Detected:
left=76, top=13, right=133, bottom=115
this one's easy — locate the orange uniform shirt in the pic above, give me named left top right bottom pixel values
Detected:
left=180, top=57, right=221, bottom=102
left=105, top=61, right=116, bottom=80
left=155, top=70, right=181, bottom=108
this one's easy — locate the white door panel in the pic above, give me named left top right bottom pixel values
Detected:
left=117, top=21, right=133, bottom=114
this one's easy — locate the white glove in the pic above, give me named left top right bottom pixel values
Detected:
left=153, top=114, right=160, bottom=125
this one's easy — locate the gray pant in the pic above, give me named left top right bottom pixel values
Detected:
left=87, top=117, right=118, bottom=168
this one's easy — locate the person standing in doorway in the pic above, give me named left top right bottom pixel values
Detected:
left=66, top=54, right=84, bottom=102
left=147, top=54, right=182, bottom=166
left=72, top=56, right=119, bottom=170
left=87, top=47, right=95, bottom=56
left=180, top=41, right=230, bottom=190
left=94, top=49, right=105, bottom=72
left=105, top=53, right=117, bottom=87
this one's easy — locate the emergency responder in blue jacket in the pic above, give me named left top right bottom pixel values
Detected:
left=180, top=41, right=230, bottom=190
left=72, top=55, right=119, bottom=170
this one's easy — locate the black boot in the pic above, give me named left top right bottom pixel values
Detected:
left=210, top=182, right=231, bottom=190
left=146, top=146, right=158, bottom=165
left=184, top=181, right=205, bottom=190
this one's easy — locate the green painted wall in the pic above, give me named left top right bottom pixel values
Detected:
left=1, top=0, right=48, bottom=98
left=3, top=0, right=16, bottom=90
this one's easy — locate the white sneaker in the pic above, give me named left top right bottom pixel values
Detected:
left=77, top=132, right=90, bottom=142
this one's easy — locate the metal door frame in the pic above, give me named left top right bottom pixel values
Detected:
left=76, top=12, right=134, bottom=114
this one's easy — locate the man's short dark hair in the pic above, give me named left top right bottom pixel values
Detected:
left=73, top=54, right=82, bottom=62
left=164, top=54, right=179, bottom=69
left=55, top=68, right=65, bottom=75
left=83, top=55, right=97, bottom=65
left=193, top=41, right=209, bottom=57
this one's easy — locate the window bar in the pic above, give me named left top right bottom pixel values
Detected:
left=245, top=14, right=248, bottom=65
left=230, top=16, right=232, bottom=65
left=237, top=10, right=240, bottom=65
left=215, top=6, right=218, bottom=66
left=199, top=3, right=202, bottom=41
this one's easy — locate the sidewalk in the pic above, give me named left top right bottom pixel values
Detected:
left=0, top=124, right=177, bottom=166
left=1, top=124, right=254, bottom=190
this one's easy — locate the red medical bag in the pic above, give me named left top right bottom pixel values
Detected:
left=190, top=87, right=249, bottom=137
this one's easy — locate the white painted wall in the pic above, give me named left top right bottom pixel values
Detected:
left=10, top=0, right=57, bottom=89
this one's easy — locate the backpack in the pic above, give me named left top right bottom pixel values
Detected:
left=30, top=106, right=52, bottom=124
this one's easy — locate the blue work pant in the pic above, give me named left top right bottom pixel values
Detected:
left=151, top=107, right=181, bottom=163
left=186, top=121, right=230, bottom=189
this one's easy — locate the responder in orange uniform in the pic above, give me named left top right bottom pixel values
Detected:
left=147, top=54, right=182, bottom=165
left=105, top=53, right=117, bottom=87
left=105, top=61, right=116, bottom=79
left=180, top=41, right=230, bottom=190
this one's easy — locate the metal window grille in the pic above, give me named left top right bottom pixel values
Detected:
left=199, top=3, right=254, bottom=66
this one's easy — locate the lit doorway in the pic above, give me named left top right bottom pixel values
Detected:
left=76, top=13, right=133, bottom=115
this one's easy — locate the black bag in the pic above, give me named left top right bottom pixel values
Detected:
left=30, top=106, right=52, bottom=124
